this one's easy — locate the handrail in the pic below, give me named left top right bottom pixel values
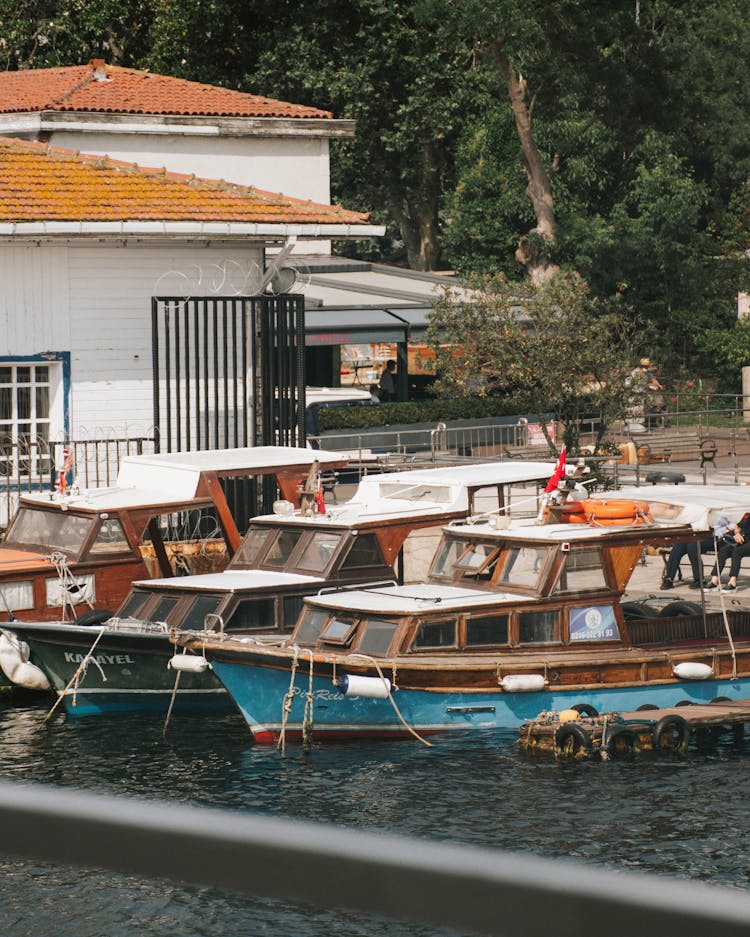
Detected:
left=0, top=780, right=749, bottom=937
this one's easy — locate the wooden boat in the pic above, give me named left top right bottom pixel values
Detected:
left=0, top=446, right=346, bottom=625
left=174, top=484, right=750, bottom=744
left=7, top=461, right=555, bottom=714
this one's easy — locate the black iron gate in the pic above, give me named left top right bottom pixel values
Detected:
left=151, top=294, right=305, bottom=521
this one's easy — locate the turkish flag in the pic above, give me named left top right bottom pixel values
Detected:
left=544, top=446, right=567, bottom=493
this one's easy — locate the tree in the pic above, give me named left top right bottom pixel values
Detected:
left=427, top=271, right=641, bottom=453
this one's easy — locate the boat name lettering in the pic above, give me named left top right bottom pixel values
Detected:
left=63, top=652, right=135, bottom=665
left=292, top=686, right=344, bottom=702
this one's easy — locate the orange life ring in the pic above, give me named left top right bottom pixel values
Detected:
left=581, top=499, right=650, bottom=519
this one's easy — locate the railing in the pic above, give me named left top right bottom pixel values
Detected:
left=0, top=433, right=156, bottom=529
left=1, top=780, right=749, bottom=937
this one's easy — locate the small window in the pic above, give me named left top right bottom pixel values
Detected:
left=553, top=549, right=608, bottom=592
left=497, top=546, right=551, bottom=590
left=466, top=614, right=508, bottom=647
left=293, top=606, right=328, bottom=644
left=413, top=619, right=457, bottom=649
left=231, top=527, right=272, bottom=567
left=224, top=598, right=276, bottom=632
left=262, top=530, right=303, bottom=568
left=454, top=543, right=501, bottom=582
left=428, top=538, right=465, bottom=580
left=518, top=609, right=559, bottom=644
left=151, top=596, right=180, bottom=624
left=6, top=508, right=93, bottom=556
left=297, top=532, right=343, bottom=573
left=282, top=594, right=305, bottom=629
left=177, top=595, right=224, bottom=631
left=357, top=617, right=399, bottom=656
left=320, top=614, right=358, bottom=646
left=341, top=533, right=386, bottom=570
left=117, top=591, right=150, bottom=620
left=86, top=518, right=130, bottom=557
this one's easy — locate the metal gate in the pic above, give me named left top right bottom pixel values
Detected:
left=151, top=294, right=305, bottom=520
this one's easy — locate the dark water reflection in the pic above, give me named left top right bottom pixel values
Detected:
left=1, top=694, right=749, bottom=935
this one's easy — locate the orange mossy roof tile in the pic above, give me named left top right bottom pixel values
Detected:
left=0, top=61, right=332, bottom=119
left=0, top=137, right=369, bottom=225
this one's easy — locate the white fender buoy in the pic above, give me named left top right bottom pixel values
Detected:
left=673, top=661, right=713, bottom=681
left=0, top=631, right=51, bottom=691
left=336, top=674, right=391, bottom=698
left=500, top=674, right=546, bottom=693
left=168, top=654, right=210, bottom=673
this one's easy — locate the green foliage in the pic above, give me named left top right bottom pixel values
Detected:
left=316, top=396, right=519, bottom=432
left=694, top=319, right=750, bottom=393
left=427, top=271, right=641, bottom=451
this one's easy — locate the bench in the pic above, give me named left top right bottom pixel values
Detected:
left=633, top=433, right=717, bottom=468
left=503, top=444, right=557, bottom=460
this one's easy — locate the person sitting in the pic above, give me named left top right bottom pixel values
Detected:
left=705, top=513, right=750, bottom=590
left=368, top=383, right=381, bottom=404
left=661, top=537, right=714, bottom=589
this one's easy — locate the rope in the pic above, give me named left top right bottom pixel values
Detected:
left=44, top=627, right=107, bottom=722
left=301, top=649, right=315, bottom=750
left=710, top=536, right=738, bottom=678
left=48, top=551, right=94, bottom=621
left=277, top=645, right=300, bottom=754
left=344, top=653, right=432, bottom=747
left=162, top=670, right=181, bottom=737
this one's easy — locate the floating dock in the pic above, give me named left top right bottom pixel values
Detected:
left=519, top=699, right=750, bottom=759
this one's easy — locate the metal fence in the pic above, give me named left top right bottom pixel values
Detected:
left=1, top=780, right=749, bottom=937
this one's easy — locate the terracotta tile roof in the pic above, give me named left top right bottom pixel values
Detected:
left=0, top=61, right=332, bottom=119
left=0, top=137, right=370, bottom=225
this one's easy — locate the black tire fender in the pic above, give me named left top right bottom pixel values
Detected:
left=72, top=609, right=113, bottom=627
left=571, top=703, right=598, bottom=717
left=602, top=723, right=642, bottom=756
left=659, top=600, right=703, bottom=618
left=621, top=601, right=656, bottom=621
left=554, top=722, right=593, bottom=755
left=652, top=714, right=689, bottom=753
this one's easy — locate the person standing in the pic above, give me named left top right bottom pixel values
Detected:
left=379, top=359, right=396, bottom=401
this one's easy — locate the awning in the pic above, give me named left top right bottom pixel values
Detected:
left=304, top=306, right=432, bottom=346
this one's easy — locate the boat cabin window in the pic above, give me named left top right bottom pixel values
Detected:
left=5, top=507, right=93, bottom=556
left=283, top=594, right=305, bottom=630
left=294, top=607, right=328, bottom=645
left=553, top=548, right=608, bottom=593
left=151, top=595, right=181, bottom=624
left=116, top=591, right=150, bottom=620
left=428, top=538, right=466, bottom=580
left=85, top=517, right=130, bottom=558
left=413, top=618, right=458, bottom=650
left=466, top=613, right=509, bottom=647
left=340, top=534, right=386, bottom=570
left=453, top=542, right=501, bottom=583
left=356, top=617, right=399, bottom=656
left=320, top=614, right=358, bottom=646
left=230, top=526, right=272, bottom=567
left=176, top=595, right=224, bottom=631
left=224, top=597, right=277, bottom=632
left=262, top=529, right=304, bottom=568
left=297, top=532, right=343, bottom=573
left=496, top=545, right=552, bottom=591
left=518, top=609, right=559, bottom=644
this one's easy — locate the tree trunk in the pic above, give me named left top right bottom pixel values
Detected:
left=489, top=36, right=559, bottom=285
left=388, top=142, right=443, bottom=271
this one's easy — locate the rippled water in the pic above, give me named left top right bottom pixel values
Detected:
left=1, top=693, right=750, bottom=936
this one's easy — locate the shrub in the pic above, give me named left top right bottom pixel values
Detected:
left=316, top=396, right=518, bottom=431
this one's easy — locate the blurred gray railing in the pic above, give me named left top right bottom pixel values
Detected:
left=1, top=780, right=749, bottom=937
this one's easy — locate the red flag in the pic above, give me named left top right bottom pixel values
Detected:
left=544, top=446, right=567, bottom=493
left=315, top=484, right=326, bottom=514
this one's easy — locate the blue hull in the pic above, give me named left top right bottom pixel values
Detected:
left=57, top=688, right=235, bottom=718
left=212, top=660, right=750, bottom=742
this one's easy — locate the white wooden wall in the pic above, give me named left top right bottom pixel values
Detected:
left=0, top=241, right=265, bottom=440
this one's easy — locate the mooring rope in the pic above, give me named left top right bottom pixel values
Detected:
left=710, top=535, right=738, bottom=679
left=277, top=645, right=301, bottom=754
left=301, top=648, right=315, bottom=750
left=44, top=627, right=107, bottom=722
left=162, top=670, right=182, bottom=737
left=48, top=551, right=94, bottom=621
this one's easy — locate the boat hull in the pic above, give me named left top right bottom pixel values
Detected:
left=211, top=659, right=750, bottom=743
left=12, top=625, right=232, bottom=717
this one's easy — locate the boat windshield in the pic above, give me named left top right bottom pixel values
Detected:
left=495, top=544, right=553, bottom=592
left=230, top=526, right=272, bottom=567
left=115, top=590, right=151, bottom=619
left=552, top=548, right=609, bottom=593
left=4, top=507, right=94, bottom=556
left=296, top=532, right=343, bottom=573
left=429, top=537, right=500, bottom=582
left=84, top=517, right=131, bottom=558
left=355, top=617, right=399, bottom=656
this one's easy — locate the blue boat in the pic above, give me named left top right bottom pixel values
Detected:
left=185, top=485, right=750, bottom=743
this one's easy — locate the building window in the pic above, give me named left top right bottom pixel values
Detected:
left=0, top=362, right=60, bottom=479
